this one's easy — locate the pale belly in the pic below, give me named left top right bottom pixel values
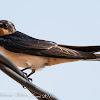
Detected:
left=0, top=46, right=80, bottom=70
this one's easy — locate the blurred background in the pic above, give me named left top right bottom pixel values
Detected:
left=0, top=0, right=100, bottom=100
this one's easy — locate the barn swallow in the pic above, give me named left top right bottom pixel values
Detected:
left=0, top=20, right=100, bottom=77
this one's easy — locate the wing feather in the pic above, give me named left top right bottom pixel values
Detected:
left=59, top=44, right=100, bottom=52
left=40, top=46, right=96, bottom=59
left=0, top=31, right=96, bottom=59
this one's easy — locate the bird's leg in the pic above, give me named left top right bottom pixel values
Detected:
left=21, top=66, right=35, bottom=88
left=23, top=62, right=33, bottom=71
left=21, top=62, right=36, bottom=82
left=27, top=69, right=35, bottom=77
left=21, top=66, right=31, bottom=72
left=27, top=69, right=35, bottom=82
left=21, top=66, right=32, bottom=79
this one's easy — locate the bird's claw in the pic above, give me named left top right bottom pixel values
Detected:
left=22, top=77, right=32, bottom=89
left=23, top=72, right=32, bottom=82
left=20, top=68, right=35, bottom=84
left=22, top=85, right=26, bottom=89
left=28, top=78, right=33, bottom=82
left=21, top=71, right=32, bottom=82
left=23, top=72, right=27, bottom=77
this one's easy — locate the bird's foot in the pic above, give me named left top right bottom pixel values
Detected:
left=21, top=67, right=35, bottom=82
left=27, top=69, right=35, bottom=78
left=21, top=69, right=34, bottom=89
left=22, top=77, right=33, bottom=89
left=28, top=78, right=33, bottom=82
left=21, top=66, right=31, bottom=71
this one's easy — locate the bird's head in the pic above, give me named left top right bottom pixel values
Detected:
left=0, top=20, right=16, bottom=36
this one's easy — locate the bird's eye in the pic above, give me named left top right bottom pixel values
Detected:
left=2, top=24, right=8, bottom=29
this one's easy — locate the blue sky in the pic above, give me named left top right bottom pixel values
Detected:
left=0, top=0, right=100, bottom=100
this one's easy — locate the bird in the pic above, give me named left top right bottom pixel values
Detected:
left=0, top=20, right=100, bottom=78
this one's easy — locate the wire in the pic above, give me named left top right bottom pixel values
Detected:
left=0, top=52, right=58, bottom=100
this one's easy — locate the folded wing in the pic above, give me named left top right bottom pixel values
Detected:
left=0, top=31, right=96, bottom=59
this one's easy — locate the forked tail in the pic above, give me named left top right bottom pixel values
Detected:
left=95, top=54, right=100, bottom=60
left=59, top=45, right=100, bottom=53
left=59, top=45, right=100, bottom=61
left=86, top=54, right=100, bottom=61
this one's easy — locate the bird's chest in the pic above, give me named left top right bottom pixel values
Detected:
left=0, top=46, right=48, bottom=70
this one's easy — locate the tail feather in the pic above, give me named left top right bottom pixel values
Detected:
left=94, top=54, right=100, bottom=59
left=59, top=45, right=100, bottom=53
